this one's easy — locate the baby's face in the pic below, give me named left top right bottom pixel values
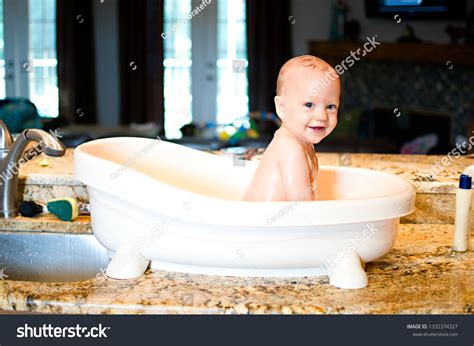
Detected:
left=276, top=66, right=340, bottom=145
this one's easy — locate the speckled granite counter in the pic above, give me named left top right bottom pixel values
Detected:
left=239, top=151, right=474, bottom=195
left=1, top=149, right=471, bottom=315
left=0, top=214, right=91, bottom=234
left=0, top=224, right=472, bottom=314
left=18, top=149, right=88, bottom=204
left=19, top=149, right=474, bottom=192
left=14, top=149, right=474, bottom=225
left=20, top=149, right=76, bottom=185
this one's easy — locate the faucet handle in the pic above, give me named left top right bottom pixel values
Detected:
left=0, top=120, right=13, bottom=151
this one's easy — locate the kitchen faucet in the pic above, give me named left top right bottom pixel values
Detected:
left=0, top=120, right=66, bottom=218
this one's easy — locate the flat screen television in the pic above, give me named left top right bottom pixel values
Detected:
left=365, top=0, right=467, bottom=19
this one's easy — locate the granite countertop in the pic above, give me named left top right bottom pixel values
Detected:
left=0, top=223, right=472, bottom=314
left=20, top=149, right=77, bottom=186
left=10, top=148, right=474, bottom=230
left=237, top=151, right=474, bottom=194
left=0, top=214, right=91, bottom=234
left=1, top=147, right=472, bottom=314
left=20, top=148, right=474, bottom=194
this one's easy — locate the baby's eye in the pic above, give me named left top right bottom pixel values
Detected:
left=327, top=104, right=338, bottom=111
left=304, top=102, right=314, bottom=108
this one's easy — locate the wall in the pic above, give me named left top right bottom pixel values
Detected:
left=91, top=0, right=474, bottom=132
left=290, top=0, right=474, bottom=145
left=291, top=0, right=474, bottom=55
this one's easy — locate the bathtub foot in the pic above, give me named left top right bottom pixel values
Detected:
left=105, top=243, right=150, bottom=280
left=327, top=250, right=368, bottom=289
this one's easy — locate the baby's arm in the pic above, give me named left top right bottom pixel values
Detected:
left=278, top=141, right=314, bottom=201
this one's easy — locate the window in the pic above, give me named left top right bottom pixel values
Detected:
left=0, top=0, right=5, bottom=99
left=0, top=0, right=58, bottom=117
left=28, top=0, right=58, bottom=117
left=163, top=0, right=248, bottom=139
left=216, top=0, right=248, bottom=125
left=163, top=0, right=193, bottom=139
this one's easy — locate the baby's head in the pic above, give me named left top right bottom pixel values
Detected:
left=274, top=55, right=340, bottom=145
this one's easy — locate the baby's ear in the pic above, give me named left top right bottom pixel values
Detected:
left=274, top=96, right=285, bottom=120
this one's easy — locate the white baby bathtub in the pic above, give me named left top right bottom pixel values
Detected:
left=74, top=137, right=415, bottom=289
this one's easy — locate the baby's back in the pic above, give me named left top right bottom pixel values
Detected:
left=243, top=137, right=290, bottom=201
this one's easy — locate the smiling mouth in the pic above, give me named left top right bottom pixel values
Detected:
left=308, top=126, right=326, bottom=132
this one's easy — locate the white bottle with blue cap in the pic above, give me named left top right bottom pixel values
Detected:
left=453, top=173, right=471, bottom=252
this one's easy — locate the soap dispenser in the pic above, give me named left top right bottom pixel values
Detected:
left=453, top=174, right=472, bottom=252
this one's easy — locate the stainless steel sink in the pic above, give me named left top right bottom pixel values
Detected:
left=0, top=231, right=109, bottom=282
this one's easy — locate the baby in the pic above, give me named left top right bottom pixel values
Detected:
left=244, top=55, right=340, bottom=201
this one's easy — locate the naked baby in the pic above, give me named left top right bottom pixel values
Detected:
left=244, top=55, right=340, bottom=201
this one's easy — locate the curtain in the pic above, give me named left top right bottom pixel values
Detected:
left=56, top=0, right=97, bottom=124
left=246, top=0, right=293, bottom=113
left=118, top=0, right=164, bottom=131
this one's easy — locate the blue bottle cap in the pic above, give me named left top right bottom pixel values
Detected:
left=459, top=174, right=472, bottom=189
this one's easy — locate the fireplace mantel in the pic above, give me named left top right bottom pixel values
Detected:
left=308, top=41, right=474, bottom=66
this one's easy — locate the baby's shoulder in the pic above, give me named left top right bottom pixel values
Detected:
left=270, top=136, right=308, bottom=165
left=273, top=134, right=306, bottom=153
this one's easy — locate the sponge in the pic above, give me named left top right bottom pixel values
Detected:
left=47, top=197, right=79, bottom=221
